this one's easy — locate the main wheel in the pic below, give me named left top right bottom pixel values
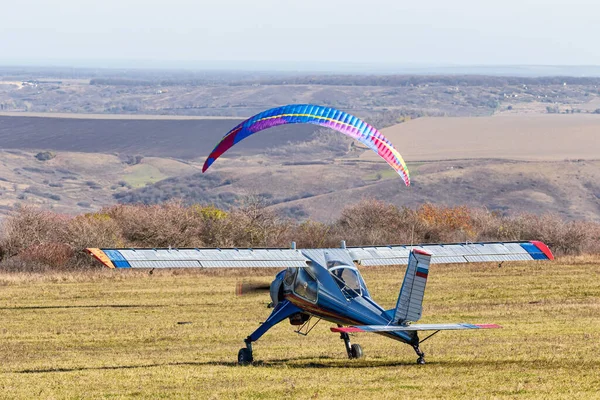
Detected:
left=417, top=356, right=425, bottom=365
left=238, top=348, right=253, bottom=365
left=350, top=344, right=363, bottom=359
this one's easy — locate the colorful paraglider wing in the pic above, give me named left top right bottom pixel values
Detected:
left=202, top=104, right=410, bottom=186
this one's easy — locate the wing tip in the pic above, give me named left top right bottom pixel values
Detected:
left=85, top=248, right=116, bottom=269
left=202, top=157, right=214, bottom=173
left=529, top=240, right=555, bottom=260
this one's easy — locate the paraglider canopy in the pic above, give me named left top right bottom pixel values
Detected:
left=202, top=104, right=410, bottom=186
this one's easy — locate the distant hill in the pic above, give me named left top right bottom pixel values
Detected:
left=113, top=157, right=600, bottom=222
left=2, top=113, right=600, bottom=223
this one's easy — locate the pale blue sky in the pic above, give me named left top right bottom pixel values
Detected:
left=1, top=0, right=598, bottom=69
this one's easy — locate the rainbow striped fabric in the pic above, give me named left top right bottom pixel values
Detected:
left=202, top=104, right=410, bottom=186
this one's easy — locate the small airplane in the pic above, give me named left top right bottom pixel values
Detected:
left=87, top=240, right=554, bottom=365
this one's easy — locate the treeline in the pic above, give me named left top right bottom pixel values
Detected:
left=1, top=201, right=599, bottom=271
left=90, top=78, right=221, bottom=87
left=252, top=75, right=600, bottom=88
left=89, top=75, right=600, bottom=88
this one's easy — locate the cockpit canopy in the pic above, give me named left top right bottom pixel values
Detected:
left=326, top=260, right=347, bottom=269
left=283, top=257, right=370, bottom=302
left=329, top=266, right=369, bottom=298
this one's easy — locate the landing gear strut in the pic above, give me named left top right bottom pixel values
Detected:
left=238, top=339, right=253, bottom=365
left=338, top=325, right=363, bottom=359
left=413, top=344, right=425, bottom=365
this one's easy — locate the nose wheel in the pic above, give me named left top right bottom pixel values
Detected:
left=413, top=344, right=425, bottom=365
left=238, top=340, right=253, bottom=365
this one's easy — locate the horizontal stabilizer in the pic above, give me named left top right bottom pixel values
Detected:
left=331, top=323, right=501, bottom=333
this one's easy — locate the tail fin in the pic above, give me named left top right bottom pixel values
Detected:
left=392, top=249, right=432, bottom=324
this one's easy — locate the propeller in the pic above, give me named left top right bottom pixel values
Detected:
left=235, top=281, right=271, bottom=296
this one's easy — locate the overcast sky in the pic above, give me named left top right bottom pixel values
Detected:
left=1, top=0, right=598, bottom=69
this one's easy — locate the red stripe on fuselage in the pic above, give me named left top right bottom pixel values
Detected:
left=331, top=326, right=363, bottom=333
left=285, top=294, right=361, bottom=326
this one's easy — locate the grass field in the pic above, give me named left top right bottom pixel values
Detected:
left=0, top=258, right=598, bottom=398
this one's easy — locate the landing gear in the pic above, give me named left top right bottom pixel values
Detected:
left=238, top=340, right=253, bottom=365
left=339, top=325, right=364, bottom=359
left=413, top=344, right=425, bottom=365
left=350, top=344, right=363, bottom=359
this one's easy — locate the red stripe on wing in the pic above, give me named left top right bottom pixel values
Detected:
left=529, top=241, right=555, bottom=260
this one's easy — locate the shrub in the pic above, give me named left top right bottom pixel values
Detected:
left=1, top=201, right=599, bottom=271
left=34, top=151, right=56, bottom=161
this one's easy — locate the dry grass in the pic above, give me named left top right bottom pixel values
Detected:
left=0, top=258, right=598, bottom=398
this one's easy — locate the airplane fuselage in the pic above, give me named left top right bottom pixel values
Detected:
left=281, top=262, right=418, bottom=346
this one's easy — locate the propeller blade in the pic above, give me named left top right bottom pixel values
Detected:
left=235, top=281, right=271, bottom=296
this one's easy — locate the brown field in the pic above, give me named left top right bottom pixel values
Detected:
left=0, top=115, right=318, bottom=159
left=360, top=114, right=600, bottom=162
left=0, top=111, right=240, bottom=120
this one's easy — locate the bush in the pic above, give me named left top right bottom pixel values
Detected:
left=1, top=201, right=600, bottom=271
left=34, top=151, right=56, bottom=161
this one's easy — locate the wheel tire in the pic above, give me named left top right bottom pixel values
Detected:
left=417, top=356, right=425, bottom=365
left=238, top=348, right=253, bottom=365
left=350, top=344, right=363, bottom=359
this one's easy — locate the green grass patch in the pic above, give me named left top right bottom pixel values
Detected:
left=363, top=169, right=399, bottom=181
left=121, top=164, right=168, bottom=188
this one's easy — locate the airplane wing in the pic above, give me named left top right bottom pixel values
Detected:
left=331, top=323, right=501, bottom=333
left=86, top=248, right=308, bottom=269
left=348, top=241, right=554, bottom=266
left=86, top=241, right=553, bottom=269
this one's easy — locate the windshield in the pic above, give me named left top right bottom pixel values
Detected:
left=330, top=267, right=365, bottom=298
left=293, top=267, right=318, bottom=303
left=326, top=260, right=347, bottom=269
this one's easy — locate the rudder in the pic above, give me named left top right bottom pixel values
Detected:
left=392, top=249, right=432, bottom=324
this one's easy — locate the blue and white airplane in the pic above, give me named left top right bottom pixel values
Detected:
left=87, top=240, right=554, bottom=365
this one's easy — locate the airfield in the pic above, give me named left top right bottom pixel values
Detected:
left=0, top=259, right=598, bottom=398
